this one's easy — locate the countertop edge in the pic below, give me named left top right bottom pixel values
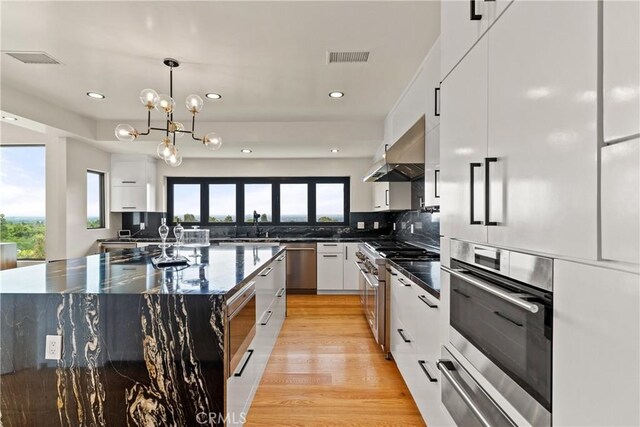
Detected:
left=387, top=259, right=440, bottom=300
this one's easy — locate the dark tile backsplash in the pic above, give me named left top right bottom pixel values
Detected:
left=121, top=209, right=440, bottom=247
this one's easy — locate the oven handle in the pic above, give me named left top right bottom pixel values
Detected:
left=437, top=360, right=492, bottom=427
left=441, top=266, right=539, bottom=314
left=360, top=269, right=379, bottom=288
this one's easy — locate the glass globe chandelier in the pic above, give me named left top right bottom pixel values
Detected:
left=114, top=58, right=222, bottom=167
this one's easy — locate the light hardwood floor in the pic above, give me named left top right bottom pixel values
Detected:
left=245, top=295, right=426, bottom=427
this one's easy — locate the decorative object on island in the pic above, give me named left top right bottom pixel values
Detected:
left=183, top=226, right=210, bottom=263
left=114, top=58, right=222, bottom=167
left=153, top=218, right=188, bottom=267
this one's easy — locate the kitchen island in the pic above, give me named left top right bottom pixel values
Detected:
left=0, top=244, right=286, bottom=426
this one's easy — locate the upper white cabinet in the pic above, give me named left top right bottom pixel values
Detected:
left=601, top=138, right=640, bottom=264
left=485, top=1, right=598, bottom=260
left=553, top=260, right=639, bottom=426
left=441, top=1, right=599, bottom=260
left=110, top=155, right=156, bottom=212
left=372, top=182, right=411, bottom=212
left=603, top=0, right=640, bottom=143
left=441, top=0, right=512, bottom=79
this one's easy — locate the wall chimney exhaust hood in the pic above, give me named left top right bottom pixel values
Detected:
left=363, top=115, right=425, bottom=182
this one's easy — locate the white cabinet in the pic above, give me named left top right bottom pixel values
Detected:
left=553, top=260, right=640, bottom=426
left=441, top=1, right=599, bottom=260
left=343, top=243, right=360, bottom=291
left=485, top=0, right=598, bottom=260
left=110, top=155, right=156, bottom=212
left=317, top=243, right=361, bottom=292
left=441, top=0, right=512, bottom=79
left=424, top=126, right=441, bottom=208
left=440, top=35, right=488, bottom=244
left=602, top=138, right=640, bottom=264
left=317, top=249, right=344, bottom=292
left=372, top=182, right=411, bottom=212
left=603, top=0, right=640, bottom=143
left=389, top=267, right=454, bottom=427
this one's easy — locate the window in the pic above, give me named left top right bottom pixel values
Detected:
left=209, top=184, right=236, bottom=223
left=166, top=177, right=349, bottom=226
left=316, top=183, right=345, bottom=222
left=173, top=184, right=201, bottom=222
left=244, top=184, right=272, bottom=222
left=87, top=170, right=105, bottom=229
left=0, top=145, right=46, bottom=259
left=280, top=183, right=308, bottom=222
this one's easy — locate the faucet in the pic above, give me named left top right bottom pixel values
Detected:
left=253, top=210, right=263, bottom=237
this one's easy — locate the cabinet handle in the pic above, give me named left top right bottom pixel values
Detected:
left=276, top=255, right=285, bottom=261
left=494, top=311, right=523, bottom=327
left=234, top=349, right=254, bottom=377
left=385, top=267, right=398, bottom=276
left=418, top=294, right=438, bottom=309
left=122, top=206, right=137, bottom=210
left=322, top=244, right=338, bottom=247
left=397, top=328, right=411, bottom=343
left=434, top=87, right=441, bottom=117
left=398, top=277, right=412, bottom=287
left=470, top=0, right=482, bottom=20
left=345, top=246, right=348, bottom=260
left=385, top=189, right=389, bottom=206
left=276, top=287, right=285, bottom=298
left=484, top=157, right=498, bottom=226
left=434, top=169, right=440, bottom=199
left=418, top=360, right=438, bottom=382
left=374, top=205, right=381, bottom=209
left=469, top=162, right=483, bottom=225
left=323, top=254, right=338, bottom=258
left=121, top=180, right=137, bottom=184
left=260, top=267, right=273, bottom=276
left=259, top=310, right=273, bottom=325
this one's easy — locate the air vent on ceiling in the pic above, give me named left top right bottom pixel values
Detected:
left=4, top=51, right=61, bottom=64
left=327, top=51, right=370, bottom=64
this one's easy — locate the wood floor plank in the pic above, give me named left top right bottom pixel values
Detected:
left=245, top=295, right=425, bottom=427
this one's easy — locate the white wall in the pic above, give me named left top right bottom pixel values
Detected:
left=45, top=138, right=121, bottom=260
left=155, top=157, right=373, bottom=213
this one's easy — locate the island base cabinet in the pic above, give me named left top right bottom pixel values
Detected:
left=553, top=260, right=639, bottom=426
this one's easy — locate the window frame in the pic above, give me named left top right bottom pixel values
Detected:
left=166, top=176, right=350, bottom=227
left=86, top=169, right=106, bottom=229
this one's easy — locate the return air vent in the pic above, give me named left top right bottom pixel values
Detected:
left=4, top=51, right=61, bottom=64
left=327, top=51, right=370, bottom=64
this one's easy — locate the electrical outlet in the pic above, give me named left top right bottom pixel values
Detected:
left=357, top=222, right=365, bottom=230
left=373, top=222, right=379, bottom=229
left=45, top=335, right=62, bottom=360
left=410, top=224, right=415, bottom=234
left=140, top=222, right=146, bottom=230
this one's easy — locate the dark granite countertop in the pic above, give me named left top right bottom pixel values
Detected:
left=97, top=236, right=373, bottom=243
left=0, top=244, right=285, bottom=296
left=388, top=259, right=441, bottom=299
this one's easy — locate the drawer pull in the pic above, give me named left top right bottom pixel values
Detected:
left=397, top=328, right=411, bottom=343
left=121, top=180, right=137, bottom=184
left=322, top=244, right=338, bottom=247
left=234, top=349, right=254, bottom=377
left=398, top=277, right=412, bottom=287
left=323, top=254, right=338, bottom=258
left=418, top=360, right=438, bottom=382
left=276, top=255, right=285, bottom=261
left=122, top=206, right=137, bottom=210
left=259, top=310, right=273, bottom=326
left=418, top=294, right=438, bottom=309
left=276, top=287, right=285, bottom=298
left=260, top=267, right=273, bottom=277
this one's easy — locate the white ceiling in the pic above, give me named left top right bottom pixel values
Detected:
left=0, top=1, right=440, bottom=158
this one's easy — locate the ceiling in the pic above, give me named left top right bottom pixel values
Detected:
left=0, top=1, right=440, bottom=158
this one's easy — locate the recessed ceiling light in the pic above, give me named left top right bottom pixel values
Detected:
left=241, top=149, right=252, bottom=153
left=87, top=92, right=105, bottom=99
left=206, top=93, right=222, bottom=99
left=331, top=149, right=339, bottom=153
left=2, top=116, right=17, bottom=121
left=329, top=91, right=344, bottom=98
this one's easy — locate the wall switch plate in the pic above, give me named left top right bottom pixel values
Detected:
left=373, top=222, right=379, bottom=229
left=357, top=222, right=365, bottom=230
left=410, top=224, right=415, bottom=234
left=140, top=222, right=145, bottom=230
left=45, top=335, right=62, bottom=360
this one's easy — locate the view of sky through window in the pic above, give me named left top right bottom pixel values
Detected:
left=244, top=184, right=272, bottom=222
left=280, top=183, right=308, bottom=222
left=316, top=183, right=344, bottom=222
left=173, top=184, right=201, bottom=222
left=209, top=184, right=236, bottom=222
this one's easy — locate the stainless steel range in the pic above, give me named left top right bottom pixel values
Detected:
left=356, top=241, right=439, bottom=356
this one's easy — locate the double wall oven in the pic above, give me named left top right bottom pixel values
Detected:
left=440, top=240, right=553, bottom=427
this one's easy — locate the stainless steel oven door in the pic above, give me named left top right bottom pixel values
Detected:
left=355, top=261, right=366, bottom=307
left=227, top=282, right=257, bottom=377
left=361, top=269, right=379, bottom=342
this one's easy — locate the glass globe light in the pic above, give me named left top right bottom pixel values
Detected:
left=114, top=124, right=138, bottom=142
left=165, top=146, right=183, bottom=167
left=156, top=138, right=172, bottom=160
left=186, top=94, right=204, bottom=114
left=169, top=121, right=185, bottom=138
left=156, top=94, right=175, bottom=114
left=139, top=88, right=159, bottom=109
left=203, top=132, right=222, bottom=151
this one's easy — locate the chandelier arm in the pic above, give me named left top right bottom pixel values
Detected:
left=138, top=110, right=153, bottom=136
left=191, top=114, right=201, bottom=141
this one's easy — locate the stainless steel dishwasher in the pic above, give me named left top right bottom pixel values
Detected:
left=284, top=242, right=317, bottom=294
